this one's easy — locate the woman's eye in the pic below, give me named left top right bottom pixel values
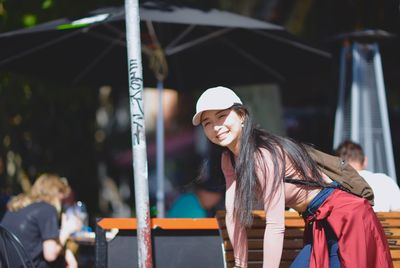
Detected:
left=218, top=114, right=226, bottom=119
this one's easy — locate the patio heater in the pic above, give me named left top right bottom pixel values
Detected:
left=333, top=30, right=397, bottom=182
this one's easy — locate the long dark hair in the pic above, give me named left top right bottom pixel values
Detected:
left=200, top=104, right=327, bottom=226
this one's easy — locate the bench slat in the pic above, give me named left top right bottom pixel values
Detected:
left=376, top=212, right=400, bottom=218
left=384, top=228, right=400, bottom=238
left=225, top=250, right=301, bottom=262
left=392, top=249, right=400, bottom=259
left=223, top=239, right=305, bottom=250
left=220, top=228, right=305, bottom=240
left=218, top=218, right=305, bottom=229
left=380, top=220, right=400, bottom=227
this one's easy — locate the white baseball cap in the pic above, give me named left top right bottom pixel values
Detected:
left=192, top=86, right=242, bottom=126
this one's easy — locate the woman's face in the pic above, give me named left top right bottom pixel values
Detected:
left=201, top=108, right=243, bottom=155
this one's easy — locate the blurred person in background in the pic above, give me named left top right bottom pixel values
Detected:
left=1, top=173, right=83, bottom=268
left=166, top=151, right=225, bottom=218
left=335, top=140, right=400, bottom=212
left=166, top=182, right=223, bottom=218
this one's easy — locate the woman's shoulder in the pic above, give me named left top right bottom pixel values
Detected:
left=29, top=201, right=58, bottom=214
left=256, top=147, right=275, bottom=161
left=4, top=202, right=58, bottom=222
left=254, top=147, right=287, bottom=171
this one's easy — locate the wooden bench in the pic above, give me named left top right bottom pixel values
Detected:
left=216, top=210, right=400, bottom=268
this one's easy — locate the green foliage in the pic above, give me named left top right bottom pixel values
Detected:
left=0, top=72, right=98, bottom=194
left=0, top=0, right=222, bottom=32
left=1, top=0, right=125, bottom=31
left=22, top=13, right=37, bottom=27
left=41, top=0, right=53, bottom=10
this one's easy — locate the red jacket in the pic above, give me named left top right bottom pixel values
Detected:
left=305, top=190, right=393, bottom=268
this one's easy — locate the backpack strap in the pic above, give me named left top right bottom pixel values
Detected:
left=284, top=178, right=352, bottom=193
left=284, top=178, right=322, bottom=187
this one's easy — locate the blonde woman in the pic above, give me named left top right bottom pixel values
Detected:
left=1, top=173, right=82, bottom=268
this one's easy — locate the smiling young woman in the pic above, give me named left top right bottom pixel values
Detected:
left=192, top=86, right=393, bottom=268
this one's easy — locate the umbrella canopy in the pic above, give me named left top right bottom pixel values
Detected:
left=0, top=1, right=331, bottom=90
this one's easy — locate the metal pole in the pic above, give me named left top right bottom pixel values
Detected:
left=350, top=43, right=360, bottom=142
left=373, top=43, right=397, bottom=181
left=333, top=43, right=349, bottom=149
left=144, top=21, right=168, bottom=218
left=124, top=1, right=153, bottom=267
left=156, top=80, right=165, bottom=218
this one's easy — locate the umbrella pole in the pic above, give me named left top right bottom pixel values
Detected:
left=145, top=21, right=168, bottom=219
left=125, top=0, right=153, bottom=267
left=156, top=80, right=165, bottom=218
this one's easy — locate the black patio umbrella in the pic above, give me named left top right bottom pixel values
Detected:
left=0, top=1, right=331, bottom=90
left=0, top=1, right=332, bottom=220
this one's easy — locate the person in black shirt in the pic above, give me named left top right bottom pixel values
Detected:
left=1, top=173, right=82, bottom=268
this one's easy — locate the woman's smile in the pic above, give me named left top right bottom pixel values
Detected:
left=216, top=130, right=229, bottom=141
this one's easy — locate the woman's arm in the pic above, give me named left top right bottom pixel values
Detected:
left=42, top=242, right=78, bottom=267
left=225, top=177, right=248, bottom=268
left=261, top=185, right=285, bottom=268
left=221, top=152, right=248, bottom=268
left=42, top=239, right=63, bottom=262
left=42, top=213, right=82, bottom=262
left=257, top=150, right=285, bottom=268
left=65, top=248, right=78, bottom=268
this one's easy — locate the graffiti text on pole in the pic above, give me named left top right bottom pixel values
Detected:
left=129, top=59, right=144, bottom=145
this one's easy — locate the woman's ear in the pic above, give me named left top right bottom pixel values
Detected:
left=362, top=156, right=368, bottom=170
left=239, top=113, right=246, bottom=124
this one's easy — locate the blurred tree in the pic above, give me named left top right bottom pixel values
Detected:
left=0, top=72, right=98, bottom=216
left=0, top=0, right=123, bottom=31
